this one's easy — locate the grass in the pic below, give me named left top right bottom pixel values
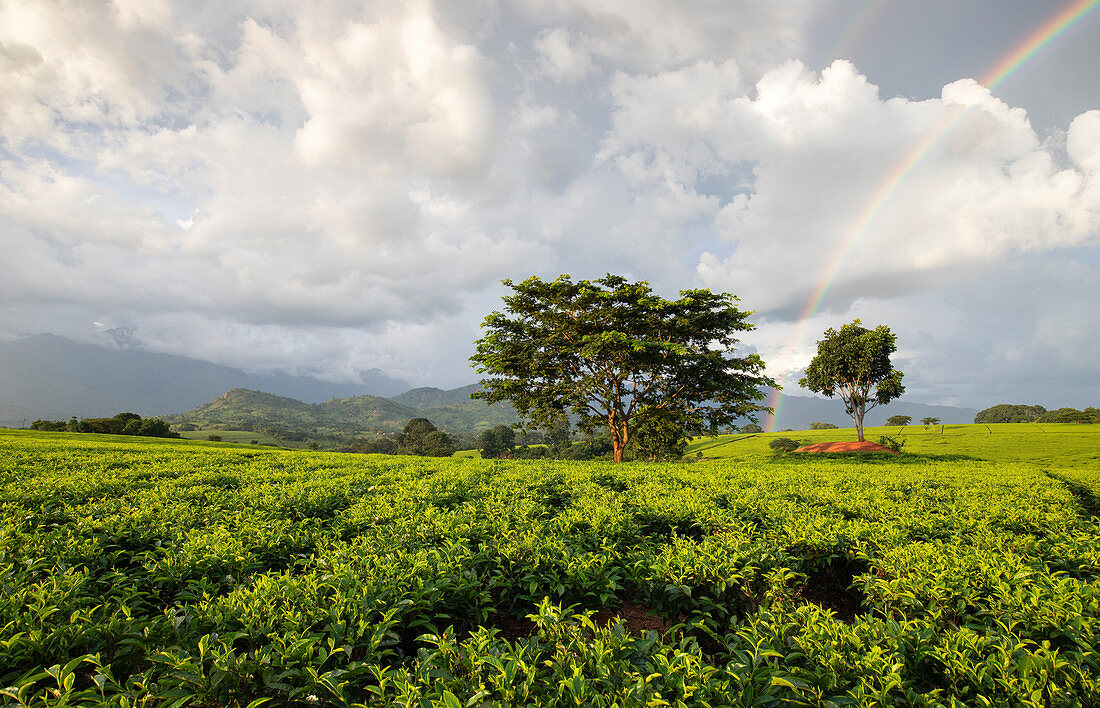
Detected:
left=176, top=428, right=291, bottom=447
left=687, top=422, right=1100, bottom=469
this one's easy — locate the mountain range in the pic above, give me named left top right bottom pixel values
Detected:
left=0, top=333, right=410, bottom=425
left=163, top=386, right=516, bottom=441
left=1, top=333, right=977, bottom=433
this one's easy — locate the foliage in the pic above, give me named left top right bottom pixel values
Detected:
left=768, top=437, right=802, bottom=453
left=626, top=406, right=691, bottom=462
left=800, top=320, right=904, bottom=443
left=921, top=417, right=941, bottom=427
left=809, top=421, right=837, bottom=430
left=342, top=436, right=399, bottom=454
left=739, top=423, right=763, bottom=434
left=470, top=274, right=775, bottom=461
left=0, top=429, right=1098, bottom=706
left=974, top=403, right=1046, bottom=423
left=30, top=412, right=179, bottom=438
left=478, top=425, right=516, bottom=459
left=876, top=435, right=906, bottom=453
left=885, top=415, right=912, bottom=426
left=1038, top=407, right=1100, bottom=424
left=397, top=418, right=454, bottom=457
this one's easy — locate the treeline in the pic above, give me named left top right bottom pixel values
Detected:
left=974, top=404, right=1099, bottom=424
left=30, top=412, right=180, bottom=438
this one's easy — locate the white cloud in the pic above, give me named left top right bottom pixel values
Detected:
left=0, top=1, right=1097, bottom=407
left=533, top=26, right=595, bottom=83
left=599, top=60, right=1099, bottom=315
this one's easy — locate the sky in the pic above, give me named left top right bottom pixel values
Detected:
left=2, top=0, right=1098, bottom=410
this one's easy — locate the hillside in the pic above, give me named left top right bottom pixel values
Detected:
left=165, top=386, right=517, bottom=440
left=0, top=333, right=411, bottom=425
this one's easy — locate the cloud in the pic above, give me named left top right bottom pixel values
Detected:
left=600, top=59, right=1100, bottom=315
left=0, top=1, right=1097, bottom=403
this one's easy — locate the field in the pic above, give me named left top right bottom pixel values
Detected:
left=687, top=423, right=1100, bottom=469
left=176, top=429, right=294, bottom=448
left=1, top=427, right=1098, bottom=706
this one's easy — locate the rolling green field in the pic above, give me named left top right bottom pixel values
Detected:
left=687, top=423, right=1100, bottom=469
left=1, top=427, right=1098, bottom=706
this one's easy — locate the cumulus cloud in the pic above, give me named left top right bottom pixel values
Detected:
left=0, top=0, right=1097, bottom=402
left=600, top=59, right=1100, bottom=316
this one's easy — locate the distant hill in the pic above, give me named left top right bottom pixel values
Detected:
left=164, top=387, right=518, bottom=440
left=392, top=384, right=482, bottom=408
left=760, top=390, right=977, bottom=431
left=0, top=334, right=411, bottom=425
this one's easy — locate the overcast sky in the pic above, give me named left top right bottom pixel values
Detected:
left=2, top=0, right=1098, bottom=409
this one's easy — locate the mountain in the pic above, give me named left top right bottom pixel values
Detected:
left=392, top=384, right=482, bottom=408
left=164, top=386, right=518, bottom=439
left=0, top=334, right=410, bottom=425
left=762, top=390, right=977, bottom=431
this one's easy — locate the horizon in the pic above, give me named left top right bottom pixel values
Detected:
left=2, top=1, right=1098, bottom=410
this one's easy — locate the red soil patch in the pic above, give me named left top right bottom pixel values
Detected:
left=795, top=441, right=899, bottom=455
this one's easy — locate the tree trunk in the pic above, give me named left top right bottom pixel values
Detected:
left=848, top=398, right=866, bottom=442
left=609, top=417, right=628, bottom=462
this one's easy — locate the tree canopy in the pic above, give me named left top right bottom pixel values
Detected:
left=886, top=415, right=912, bottom=427
left=477, top=425, right=516, bottom=459
left=396, top=418, right=454, bottom=457
left=470, top=274, right=775, bottom=461
left=974, top=404, right=1046, bottom=424
left=799, top=320, right=904, bottom=442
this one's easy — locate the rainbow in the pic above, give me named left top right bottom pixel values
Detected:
left=764, top=0, right=1100, bottom=432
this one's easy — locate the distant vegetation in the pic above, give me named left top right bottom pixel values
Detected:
left=974, top=403, right=1099, bottom=424
left=30, top=412, right=178, bottom=438
left=809, top=421, right=837, bottom=430
left=885, top=415, right=912, bottom=426
left=164, top=386, right=517, bottom=448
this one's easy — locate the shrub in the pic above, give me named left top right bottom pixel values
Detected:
left=740, top=423, right=763, bottom=434
left=877, top=435, right=906, bottom=453
left=768, top=437, right=801, bottom=453
left=207, top=434, right=222, bottom=442
left=809, top=421, right=837, bottom=430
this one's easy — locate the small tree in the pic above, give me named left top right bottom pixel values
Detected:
left=740, top=423, right=763, bottom=434
left=478, top=425, right=516, bottom=459
left=471, top=274, right=775, bottom=462
left=921, top=416, right=940, bottom=427
left=809, top=421, right=837, bottom=430
left=886, top=415, right=912, bottom=426
left=769, top=437, right=801, bottom=453
left=799, top=320, right=904, bottom=442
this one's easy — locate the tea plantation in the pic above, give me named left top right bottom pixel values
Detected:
left=1, top=427, right=1098, bottom=706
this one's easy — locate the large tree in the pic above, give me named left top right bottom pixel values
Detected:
left=799, top=320, right=905, bottom=442
left=470, top=274, right=775, bottom=462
